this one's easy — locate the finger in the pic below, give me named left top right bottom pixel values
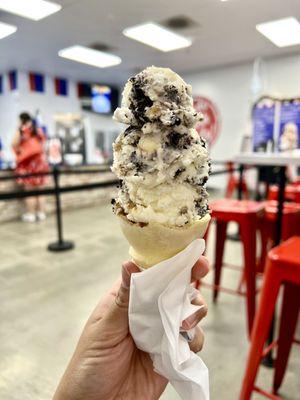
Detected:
left=181, top=292, right=208, bottom=330
left=188, top=326, right=205, bottom=353
left=113, top=261, right=139, bottom=309
left=90, top=261, right=139, bottom=321
left=191, top=256, right=210, bottom=281
left=94, top=261, right=139, bottom=345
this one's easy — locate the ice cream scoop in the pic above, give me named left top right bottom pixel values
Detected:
left=112, top=66, right=210, bottom=268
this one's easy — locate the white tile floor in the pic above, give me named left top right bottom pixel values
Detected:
left=0, top=204, right=299, bottom=399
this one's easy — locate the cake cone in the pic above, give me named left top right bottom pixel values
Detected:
left=118, top=213, right=210, bottom=269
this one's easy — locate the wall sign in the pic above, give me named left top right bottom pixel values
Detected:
left=252, top=99, right=275, bottom=151
left=252, top=96, right=300, bottom=151
left=193, top=96, right=221, bottom=146
left=279, top=100, right=300, bottom=151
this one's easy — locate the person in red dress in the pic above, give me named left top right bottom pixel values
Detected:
left=12, top=112, right=49, bottom=222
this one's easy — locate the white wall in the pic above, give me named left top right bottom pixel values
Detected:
left=184, top=54, right=300, bottom=189
left=18, top=71, right=81, bottom=136
left=186, top=63, right=252, bottom=161
left=0, top=77, right=22, bottom=162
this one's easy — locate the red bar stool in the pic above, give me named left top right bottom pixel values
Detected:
left=258, top=201, right=300, bottom=272
left=207, top=199, right=265, bottom=336
left=268, top=184, right=300, bottom=203
left=225, top=162, right=249, bottom=199
left=240, top=237, right=300, bottom=399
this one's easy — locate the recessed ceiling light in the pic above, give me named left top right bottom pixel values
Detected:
left=0, top=21, right=17, bottom=39
left=58, top=45, right=122, bottom=68
left=123, top=22, right=192, bottom=52
left=0, top=0, right=61, bottom=21
left=256, top=17, right=300, bottom=47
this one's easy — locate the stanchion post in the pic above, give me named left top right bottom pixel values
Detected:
left=48, top=166, right=74, bottom=252
left=261, top=166, right=286, bottom=368
left=238, top=164, right=244, bottom=200
left=227, top=163, right=244, bottom=242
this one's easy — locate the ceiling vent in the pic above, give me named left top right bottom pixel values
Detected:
left=162, top=15, right=200, bottom=30
left=88, top=42, right=114, bottom=52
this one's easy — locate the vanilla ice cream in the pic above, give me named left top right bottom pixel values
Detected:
left=112, top=66, right=210, bottom=228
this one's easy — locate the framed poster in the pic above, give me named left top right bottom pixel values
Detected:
left=252, top=98, right=275, bottom=152
left=279, top=100, right=300, bottom=151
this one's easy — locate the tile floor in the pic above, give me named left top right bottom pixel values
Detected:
left=0, top=203, right=299, bottom=400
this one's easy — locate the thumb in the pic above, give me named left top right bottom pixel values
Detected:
left=103, top=261, right=140, bottom=328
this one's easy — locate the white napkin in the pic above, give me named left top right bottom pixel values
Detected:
left=129, top=239, right=209, bottom=400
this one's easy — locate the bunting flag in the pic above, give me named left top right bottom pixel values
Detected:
left=0, top=75, right=2, bottom=94
left=54, top=77, right=68, bottom=96
left=29, top=72, right=45, bottom=92
left=8, top=70, right=17, bottom=90
left=77, top=82, right=91, bottom=98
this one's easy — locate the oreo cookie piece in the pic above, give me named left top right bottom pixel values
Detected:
left=169, top=113, right=181, bottom=127
left=167, top=132, right=191, bottom=150
left=124, top=127, right=141, bottom=146
left=130, top=151, right=146, bottom=174
left=164, top=84, right=180, bottom=104
left=174, top=168, right=185, bottom=178
left=130, top=79, right=153, bottom=124
left=124, top=126, right=135, bottom=136
left=194, top=199, right=209, bottom=218
left=168, top=132, right=181, bottom=147
left=200, top=137, right=207, bottom=148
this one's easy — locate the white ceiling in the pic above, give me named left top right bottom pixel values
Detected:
left=0, top=0, right=300, bottom=85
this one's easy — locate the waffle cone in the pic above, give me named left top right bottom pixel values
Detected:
left=118, top=213, right=210, bottom=269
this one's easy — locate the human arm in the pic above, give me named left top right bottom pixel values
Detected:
left=12, top=130, right=21, bottom=152
left=53, top=258, right=209, bottom=400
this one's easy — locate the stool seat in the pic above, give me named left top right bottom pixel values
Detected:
left=240, top=237, right=300, bottom=399
left=263, top=201, right=300, bottom=224
left=258, top=201, right=300, bottom=272
left=269, top=237, right=300, bottom=268
left=211, top=199, right=265, bottom=215
left=268, top=184, right=300, bottom=203
left=264, top=200, right=300, bottom=214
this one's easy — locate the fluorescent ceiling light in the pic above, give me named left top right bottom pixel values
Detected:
left=0, top=0, right=61, bottom=21
left=123, top=22, right=192, bottom=52
left=0, top=21, right=17, bottom=39
left=58, top=45, right=122, bottom=68
left=256, top=17, right=300, bottom=47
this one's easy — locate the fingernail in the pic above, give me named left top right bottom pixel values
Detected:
left=121, top=263, right=131, bottom=289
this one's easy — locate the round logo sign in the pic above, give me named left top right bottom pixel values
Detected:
left=193, top=96, right=221, bottom=146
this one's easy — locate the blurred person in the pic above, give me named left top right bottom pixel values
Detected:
left=12, top=112, right=49, bottom=222
left=54, top=257, right=209, bottom=400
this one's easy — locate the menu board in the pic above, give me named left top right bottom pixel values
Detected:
left=279, top=100, right=300, bottom=151
left=252, top=100, right=275, bottom=151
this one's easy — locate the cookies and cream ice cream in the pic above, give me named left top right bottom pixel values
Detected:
left=112, top=66, right=211, bottom=268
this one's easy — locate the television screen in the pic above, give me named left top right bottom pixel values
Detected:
left=79, top=82, right=118, bottom=115
left=91, top=85, right=112, bottom=114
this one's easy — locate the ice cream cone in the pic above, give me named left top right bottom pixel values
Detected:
left=118, top=213, right=210, bottom=269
